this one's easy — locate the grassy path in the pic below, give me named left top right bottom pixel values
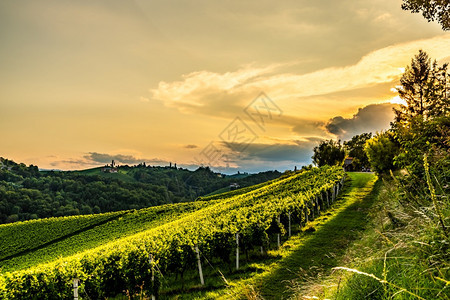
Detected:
left=254, top=172, right=379, bottom=299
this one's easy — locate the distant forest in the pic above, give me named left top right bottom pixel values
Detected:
left=0, top=158, right=281, bottom=224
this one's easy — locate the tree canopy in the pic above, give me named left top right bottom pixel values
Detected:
left=392, top=50, right=450, bottom=175
left=312, top=139, right=346, bottom=167
left=402, top=0, right=450, bottom=30
left=364, top=131, right=400, bottom=175
left=344, top=133, right=372, bottom=171
left=394, top=50, right=449, bottom=123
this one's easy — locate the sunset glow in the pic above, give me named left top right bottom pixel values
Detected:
left=1, top=0, right=448, bottom=172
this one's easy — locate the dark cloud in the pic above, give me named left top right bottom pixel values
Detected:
left=83, top=152, right=168, bottom=166
left=291, top=120, right=326, bottom=135
left=184, top=144, right=198, bottom=149
left=326, top=103, right=398, bottom=140
left=50, top=159, right=92, bottom=167
left=195, top=138, right=323, bottom=173
left=221, top=138, right=319, bottom=164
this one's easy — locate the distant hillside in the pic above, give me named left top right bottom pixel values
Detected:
left=0, top=157, right=281, bottom=223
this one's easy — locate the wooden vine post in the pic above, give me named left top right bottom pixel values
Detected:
left=277, top=215, right=281, bottom=248
left=323, top=193, right=326, bottom=209
left=288, top=212, right=291, bottom=237
left=149, top=254, right=156, bottom=300
left=73, top=278, right=79, bottom=300
left=316, top=196, right=320, bottom=216
left=304, top=206, right=308, bottom=223
left=236, top=233, right=240, bottom=270
left=195, top=245, right=204, bottom=285
left=331, top=185, right=336, bottom=203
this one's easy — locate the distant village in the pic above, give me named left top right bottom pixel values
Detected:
left=101, top=160, right=242, bottom=189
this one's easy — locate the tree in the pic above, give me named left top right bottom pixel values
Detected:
left=344, top=133, right=372, bottom=171
left=394, top=50, right=449, bottom=122
left=393, top=50, right=450, bottom=174
left=312, top=140, right=346, bottom=167
left=402, top=0, right=450, bottom=30
left=364, top=131, right=400, bottom=175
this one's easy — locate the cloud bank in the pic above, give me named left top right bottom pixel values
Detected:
left=150, top=35, right=450, bottom=122
left=325, top=103, right=398, bottom=140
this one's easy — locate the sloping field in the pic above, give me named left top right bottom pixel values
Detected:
left=0, top=166, right=344, bottom=299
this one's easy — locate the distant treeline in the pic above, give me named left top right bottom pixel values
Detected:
left=0, top=158, right=281, bottom=223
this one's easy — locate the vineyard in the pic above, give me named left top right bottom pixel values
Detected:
left=0, top=201, right=216, bottom=273
left=0, top=166, right=345, bottom=299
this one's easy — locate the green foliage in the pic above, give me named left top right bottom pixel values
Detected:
left=392, top=50, right=449, bottom=175
left=0, top=166, right=344, bottom=299
left=0, top=211, right=124, bottom=262
left=364, top=131, right=400, bottom=175
left=394, top=114, right=450, bottom=175
left=344, top=133, right=372, bottom=171
left=395, top=50, right=449, bottom=121
left=312, top=140, right=346, bottom=167
left=0, top=157, right=281, bottom=224
left=401, top=0, right=449, bottom=31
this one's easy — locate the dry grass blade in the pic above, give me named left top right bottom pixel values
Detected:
left=333, top=267, right=426, bottom=300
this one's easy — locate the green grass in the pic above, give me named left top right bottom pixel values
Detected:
left=329, top=176, right=449, bottom=300
left=203, top=186, right=231, bottom=197
left=255, top=172, right=379, bottom=300
left=73, top=167, right=137, bottom=182
left=285, top=171, right=449, bottom=300
left=153, top=172, right=378, bottom=299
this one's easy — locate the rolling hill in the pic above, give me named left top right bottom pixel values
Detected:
left=0, top=166, right=345, bottom=299
left=0, top=157, right=281, bottom=224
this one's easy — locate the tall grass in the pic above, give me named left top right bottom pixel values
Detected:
left=333, top=158, right=449, bottom=299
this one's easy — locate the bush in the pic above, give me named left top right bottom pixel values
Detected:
left=364, top=131, right=400, bottom=175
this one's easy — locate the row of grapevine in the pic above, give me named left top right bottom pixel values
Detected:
left=197, top=174, right=283, bottom=201
left=0, top=201, right=216, bottom=272
left=0, top=211, right=126, bottom=261
left=0, top=166, right=345, bottom=299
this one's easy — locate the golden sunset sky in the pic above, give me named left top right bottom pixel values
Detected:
left=1, top=0, right=449, bottom=173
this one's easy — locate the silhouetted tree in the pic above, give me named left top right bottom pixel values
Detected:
left=394, top=50, right=449, bottom=122
left=344, top=133, right=372, bottom=171
left=312, top=140, right=346, bottom=167
left=392, top=50, right=450, bottom=174
left=401, top=0, right=449, bottom=30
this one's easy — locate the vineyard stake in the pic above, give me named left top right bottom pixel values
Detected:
left=149, top=254, right=155, bottom=300
left=288, top=212, right=291, bottom=237
left=277, top=215, right=281, bottom=248
left=305, top=207, right=308, bottom=223
left=194, top=245, right=204, bottom=285
left=320, top=193, right=325, bottom=210
left=73, top=278, right=79, bottom=300
left=331, top=185, right=336, bottom=202
left=236, top=233, right=239, bottom=270
left=315, top=196, right=320, bottom=216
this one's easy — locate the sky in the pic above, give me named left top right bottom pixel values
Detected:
left=1, top=0, right=449, bottom=173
